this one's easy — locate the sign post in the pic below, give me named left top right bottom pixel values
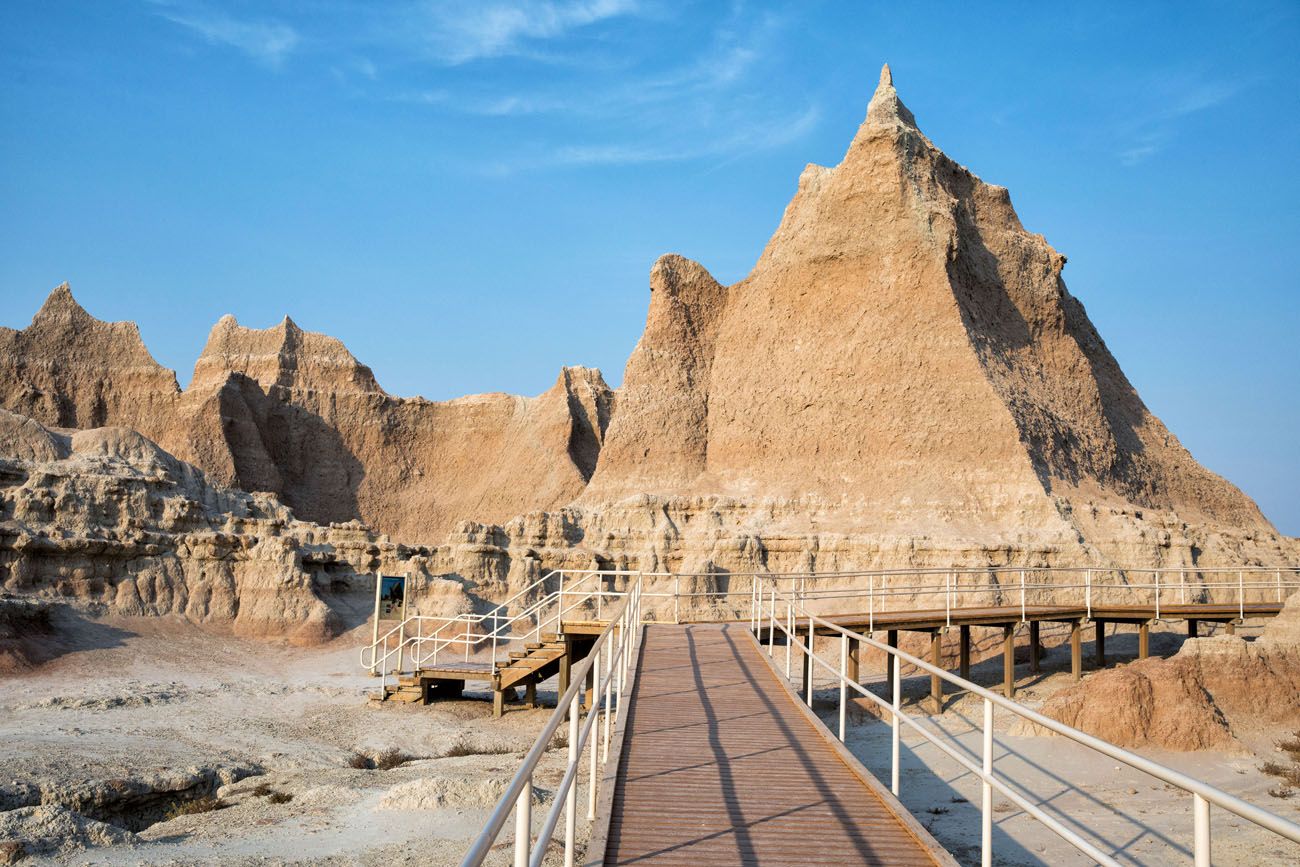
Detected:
left=372, top=575, right=408, bottom=674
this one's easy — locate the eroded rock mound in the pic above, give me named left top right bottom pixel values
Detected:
left=1015, top=592, right=1300, bottom=750
left=0, top=411, right=475, bottom=644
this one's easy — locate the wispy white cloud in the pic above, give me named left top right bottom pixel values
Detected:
left=1117, top=74, right=1242, bottom=165
left=148, top=1, right=300, bottom=67
left=407, top=0, right=643, bottom=65
left=487, top=104, right=822, bottom=173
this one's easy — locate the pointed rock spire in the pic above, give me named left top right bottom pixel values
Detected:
left=866, top=62, right=918, bottom=129
left=33, top=282, right=88, bottom=323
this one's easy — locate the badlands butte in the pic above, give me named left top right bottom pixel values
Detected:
left=1, top=66, right=1296, bottom=654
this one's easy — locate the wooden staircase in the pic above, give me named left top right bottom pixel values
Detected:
left=375, top=632, right=580, bottom=717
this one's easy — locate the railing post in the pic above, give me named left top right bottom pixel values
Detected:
left=982, top=698, right=993, bottom=867
left=945, top=572, right=951, bottom=628
left=805, top=615, right=814, bottom=706
left=891, top=654, right=900, bottom=796
left=564, top=693, right=578, bottom=867
left=397, top=618, right=406, bottom=674
left=785, top=603, right=792, bottom=678
left=1020, top=570, right=1026, bottom=622
left=1194, top=792, right=1210, bottom=867
left=767, top=580, right=775, bottom=655
left=869, top=575, right=875, bottom=633
left=673, top=575, right=680, bottom=624
left=602, top=636, right=612, bottom=763
left=1154, top=571, right=1160, bottom=620
left=1086, top=569, right=1092, bottom=619
left=514, top=776, right=531, bottom=867
left=838, top=632, right=848, bottom=741
left=1181, top=568, right=1187, bottom=604
left=588, top=655, right=599, bottom=822
left=1278, top=569, right=1284, bottom=603
left=1239, top=570, right=1245, bottom=621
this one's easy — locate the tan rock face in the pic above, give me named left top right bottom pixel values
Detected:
left=0, top=64, right=1295, bottom=603
left=0, top=409, right=474, bottom=645
left=582, top=65, right=1274, bottom=552
left=0, top=284, right=180, bottom=431
left=0, top=292, right=613, bottom=541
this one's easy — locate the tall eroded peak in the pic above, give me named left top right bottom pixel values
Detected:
left=0, top=284, right=179, bottom=429
left=33, top=282, right=86, bottom=321
left=866, top=62, right=918, bottom=129
left=192, top=313, right=383, bottom=395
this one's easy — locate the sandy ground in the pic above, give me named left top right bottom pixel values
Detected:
left=0, top=611, right=582, bottom=866
left=2, top=614, right=1297, bottom=865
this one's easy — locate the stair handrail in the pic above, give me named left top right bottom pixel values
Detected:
left=461, top=577, right=644, bottom=867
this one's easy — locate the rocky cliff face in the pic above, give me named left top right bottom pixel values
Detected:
left=0, top=293, right=613, bottom=542
left=0, top=409, right=476, bottom=650
left=0, top=66, right=1294, bottom=627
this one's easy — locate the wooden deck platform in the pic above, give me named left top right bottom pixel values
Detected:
left=597, top=624, right=953, bottom=866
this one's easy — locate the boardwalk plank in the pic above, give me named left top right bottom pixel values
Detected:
left=601, top=624, right=945, bottom=866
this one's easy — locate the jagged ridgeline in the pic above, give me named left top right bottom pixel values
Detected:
left=1, top=66, right=1294, bottom=625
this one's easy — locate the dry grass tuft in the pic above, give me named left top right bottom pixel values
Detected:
left=373, top=748, right=412, bottom=770
left=347, top=747, right=413, bottom=770
left=251, top=782, right=273, bottom=797
left=1268, top=786, right=1294, bottom=799
left=162, top=795, right=226, bottom=820
left=1260, top=761, right=1300, bottom=787
left=267, top=791, right=294, bottom=804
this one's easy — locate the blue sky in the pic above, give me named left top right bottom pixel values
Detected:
left=1, top=1, right=1297, bottom=534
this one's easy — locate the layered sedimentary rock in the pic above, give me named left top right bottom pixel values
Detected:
left=0, top=409, right=475, bottom=648
left=0, top=294, right=612, bottom=542
left=0, top=65, right=1295, bottom=619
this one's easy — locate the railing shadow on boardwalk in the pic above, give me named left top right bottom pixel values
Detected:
left=606, top=625, right=944, bottom=865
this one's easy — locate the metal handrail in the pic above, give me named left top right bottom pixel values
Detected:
left=461, top=578, right=644, bottom=867
left=758, top=579, right=1300, bottom=867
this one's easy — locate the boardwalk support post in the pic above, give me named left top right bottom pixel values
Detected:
left=1003, top=625, right=1016, bottom=699
left=1095, top=620, right=1106, bottom=667
left=1139, top=620, right=1151, bottom=660
left=1071, top=620, right=1082, bottom=681
left=846, top=636, right=860, bottom=685
left=959, top=625, right=971, bottom=680
left=1029, top=621, right=1041, bottom=674
left=1188, top=619, right=1198, bottom=638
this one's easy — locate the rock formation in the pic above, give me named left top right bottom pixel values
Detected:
left=1014, top=591, right=1300, bottom=750
left=0, top=293, right=613, bottom=541
left=1, top=65, right=1296, bottom=631
left=0, top=408, right=477, bottom=648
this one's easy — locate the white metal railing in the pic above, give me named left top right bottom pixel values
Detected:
left=362, top=566, right=1300, bottom=694
left=460, top=579, right=644, bottom=867
left=753, top=578, right=1300, bottom=867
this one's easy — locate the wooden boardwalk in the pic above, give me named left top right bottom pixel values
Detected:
left=598, top=624, right=952, bottom=866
